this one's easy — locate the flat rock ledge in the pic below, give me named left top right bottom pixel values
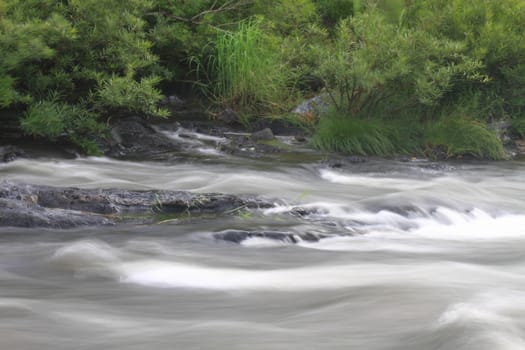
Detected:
left=0, top=181, right=275, bottom=229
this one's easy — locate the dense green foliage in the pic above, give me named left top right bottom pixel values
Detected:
left=0, top=0, right=167, bottom=151
left=1, top=0, right=524, bottom=158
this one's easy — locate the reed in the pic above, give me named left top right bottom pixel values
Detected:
left=210, top=19, right=286, bottom=113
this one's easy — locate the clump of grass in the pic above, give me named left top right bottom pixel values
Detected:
left=312, top=107, right=506, bottom=159
left=312, top=109, right=421, bottom=155
left=208, top=19, right=288, bottom=113
left=425, top=117, right=507, bottom=159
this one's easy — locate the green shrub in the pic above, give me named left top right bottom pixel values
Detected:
left=313, top=0, right=358, bottom=27
left=317, top=10, right=483, bottom=119
left=96, top=76, right=168, bottom=118
left=0, top=0, right=166, bottom=153
left=21, top=97, right=105, bottom=154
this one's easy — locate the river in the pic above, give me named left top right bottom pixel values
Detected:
left=2, top=140, right=525, bottom=349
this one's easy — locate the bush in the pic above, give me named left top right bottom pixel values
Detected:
left=316, top=9, right=483, bottom=119
left=0, top=0, right=166, bottom=152
left=21, top=97, right=104, bottom=154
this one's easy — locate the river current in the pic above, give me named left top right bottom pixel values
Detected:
left=2, top=136, right=525, bottom=349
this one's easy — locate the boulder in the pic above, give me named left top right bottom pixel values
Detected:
left=0, top=145, right=26, bottom=163
left=105, top=117, right=182, bottom=159
left=292, top=94, right=330, bottom=118
left=217, top=108, right=240, bottom=125
left=0, top=198, right=111, bottom=228
left=251, top=128, right=274, bottom=142
left=0, top=181, right=276, bottom=228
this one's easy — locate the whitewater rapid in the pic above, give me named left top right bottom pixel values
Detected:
left=2, top=154, right=525, bottom=349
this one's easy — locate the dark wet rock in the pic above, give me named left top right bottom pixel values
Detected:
left=105, top=117, right=182, bottom=159
left=218, top=132, right=283, bottom=156
left=214, top=230, right=329, bottom=244
left=0, top=146, right=26, bottom=163
left=250, top=118, right=305, bottom=138
left=0, top=198, right=111, bottom=228
left=0, top=181, right=276, bottom=228
left=160, top=95, right=186, bottom=108
left=289, top=206, right=322, bottom=217
left=251, top=128, right=274, bottom=142
left=323, top=156, right=367, bottom=168
left=217, top=108, right=241, bottom=125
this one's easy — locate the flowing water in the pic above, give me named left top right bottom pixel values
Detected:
left=2, top=136, right=525, bottom=349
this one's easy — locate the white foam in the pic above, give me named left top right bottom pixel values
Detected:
left=196, top=147, right=224, bottom=156
left=298, top=236, right=442, bottom=253
left=436, top=290, right=525, bottom=350
left=241, top=237, right=290, bottom=248
left=116, top=260, right=525, bottom=291
left=408, top=209, right=525, bottom=241
left=161, top=128, right=227, bottom=145
left=267, top=201, right=525, bottom=242
left=319, top=169, right=429, bottom=190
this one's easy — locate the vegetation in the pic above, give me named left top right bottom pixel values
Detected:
left=204, top=19, right=288, bottom=117
left=1, top=0, right=525, bottom=158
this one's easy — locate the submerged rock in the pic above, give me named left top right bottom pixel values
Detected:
left=214, top=230, right=329, bottom=244
left=0, top=145, right=26, bottom=163
left=324, top=156, right=367, bottom=168
left=0, top=181, right=275, bottom=228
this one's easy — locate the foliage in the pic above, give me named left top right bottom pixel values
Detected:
left=312, top=109, right=506, bottom=160
left=317, top=10, right=484, bottom=118
left=313, top=0, right=358, bottom=27
left=425, top=117, right=506, bottom=159
left=0, top=0, right=166, bottom=152
left=203, top=19, right=290, bottom=115
left=253, top=0, right=317, bottom=35
left=510, top=119, right=525, bottom=139
left=96, top=76, right=168, bottom=117
left=312, top=108, right=423, bottom=156
left=1, top=0, right=525, bottom=158
left=21, top=96, right=104, bottom=154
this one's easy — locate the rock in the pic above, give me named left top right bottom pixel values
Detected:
left=489, top=119, right=513, bottom=144
left=250, top=118, right=305, bottom=137
left=106, top=117, right=182, bottom=159
left=251, top=128, right=274, bottom=142
left=217, top=108, right=240, bottom=124
left=292, top=94, right=330, bottom=117
left=323, top=156, right=367, bottom=168
left=166, top=95, right=185, bottom=107
left=0, top=181, right=276, bottom=228
left=0, top=146, right=26, bottom=163
left=214, top=230, right=329, bottom=244
left=159, top=94, right=188, bottom=116
left=0, top=198, right=111, bottom=228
